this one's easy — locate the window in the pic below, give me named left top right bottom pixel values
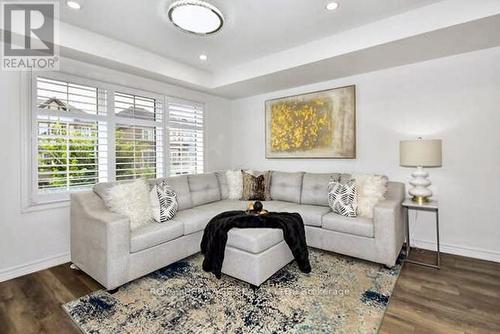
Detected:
left=31, top=74, right=166, bottom=203
left=34, top=76, right=108, bottom=202
left=30, top=73, right=205, bottom=205
left=167, top=98, right=204, bottom=176
left=114, top=92, right=164, bottom=181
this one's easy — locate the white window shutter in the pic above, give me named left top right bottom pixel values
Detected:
left=31, top=74, right=205, bottom=205
left=167, top=98, right=204, bottom=176
left=35, top=76, right=108, bottom=197
left=114, top=92, right=164, bottom=181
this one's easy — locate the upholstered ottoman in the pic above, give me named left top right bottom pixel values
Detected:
left=222, top=228, right=294, bottom=286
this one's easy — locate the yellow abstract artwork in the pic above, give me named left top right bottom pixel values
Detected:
left=266, top=85, right=355, bottom=158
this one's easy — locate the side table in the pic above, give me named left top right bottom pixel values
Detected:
left=402, top=199, right=440, bottom=269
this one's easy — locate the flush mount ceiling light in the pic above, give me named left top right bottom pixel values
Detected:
left=168, top=0, right=224, bottom=35
left=326, top=2, right=339, bottom=11
left=66, top=0, right=82, bottom=10
left=199, top=54, right=208, bottom=61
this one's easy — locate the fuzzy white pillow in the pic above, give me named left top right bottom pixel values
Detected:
left=353, top=174, right=388, bottom=219
left=108, top=178, right=153, bottom=230
left=226, top=169, right=243, bottom=200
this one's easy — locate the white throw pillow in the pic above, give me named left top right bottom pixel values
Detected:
left=328, top=179, right=358, bottom=217
left=108, top=178, right=153, bottom=230
left=226, top=169, right=243, bottom=200
left=150, top=180, right=178, bottom=223
left=353, top=174, right=388, bottom=218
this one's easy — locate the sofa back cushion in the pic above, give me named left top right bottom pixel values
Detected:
left=152, top=175, right=193, bottom=211
left=270, top=171, right=304, bottom=203
left=301, top=172, right=351, bottom=206
left=215, top=171, right=229, bottom=200
left=188, top=173, right=221, bottom=207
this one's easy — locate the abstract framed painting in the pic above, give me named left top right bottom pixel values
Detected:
left=265, top=85, right=356, bottom=159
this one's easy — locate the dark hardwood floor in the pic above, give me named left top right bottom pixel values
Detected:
left=380, top=249, right=500, bottom=334
left=1, top=249, right=499, bottom=334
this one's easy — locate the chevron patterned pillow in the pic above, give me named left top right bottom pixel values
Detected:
left=150, top=180, right=178, bottom=223
left=328, top=178, right=358, bottom=218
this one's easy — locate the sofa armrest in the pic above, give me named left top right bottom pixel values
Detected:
left=70, top=191, right=130, bottom=289
left=372, top=182, right=405, bottom=266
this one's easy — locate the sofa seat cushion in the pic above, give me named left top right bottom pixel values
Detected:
left=321, top=213, right=374, bottom=238
left=227, top=228, right=284, bottom=254
left=260, top=200, right=295, bottom=212
left=175, top=207, right=222, bottom=235
left=197, top=200, right=248, bottom=212
left=282, top=204, right=331, bottom=227
left=130, top=221, right=184, bottom=253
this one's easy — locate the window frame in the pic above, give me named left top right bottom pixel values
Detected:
left=32, top=73, right=109, bottom=204
left=166, top=96, right=206, bottom=176
left=112, top=90, right=165, bottom=182
left=26, top=71, right=176, bottom=207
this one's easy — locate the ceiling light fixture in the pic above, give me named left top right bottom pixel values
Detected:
left=66, top=0, right=82, bottom=10
left=326, top=2, right=339, bottom=11
left=168, top=0, right=224, bottom=35
left=199, top=54, right=208, bottom=61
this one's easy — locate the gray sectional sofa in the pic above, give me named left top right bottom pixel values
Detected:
left=71, top=171, right=405, bottom=290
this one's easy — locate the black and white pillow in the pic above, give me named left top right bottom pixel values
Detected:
left=150, top=180, right=178, bottom=223
left=328, top=178, right=358, bottom=218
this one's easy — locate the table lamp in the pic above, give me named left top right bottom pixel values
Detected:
left=400, top=138, right=442, bottom=204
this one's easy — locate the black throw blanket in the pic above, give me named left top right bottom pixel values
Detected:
left=200, top=210, right=311, bottom=279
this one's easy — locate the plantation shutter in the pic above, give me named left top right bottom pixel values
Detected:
left=35, top=76, right=108, bottom=199
left=114, top=92, right=164, bottom=181
left=31, top=73, right=207, bottom=206
left=167, top=98, right=204, bottom=175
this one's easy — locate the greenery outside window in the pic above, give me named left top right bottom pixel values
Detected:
left=31, top=74, right=168, bottom=204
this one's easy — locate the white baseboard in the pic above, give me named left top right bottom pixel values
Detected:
left=1, top=241, right=498, bottom=282
left=412, top=239, right=500, bottom=263
left=0, top=252, right=70, bottom=283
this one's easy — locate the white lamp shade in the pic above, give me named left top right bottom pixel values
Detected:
left=400, top=139, right=442, bottom=167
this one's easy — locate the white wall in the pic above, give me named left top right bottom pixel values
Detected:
left=229, top=47, right=500, bottom=262
left=2, top=46, right=499, bottom=282
left=0, top=58, right=232, bottom=281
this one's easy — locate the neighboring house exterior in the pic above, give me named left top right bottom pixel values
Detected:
left=36, top=98, right=100, bottom=190
left=38, top=98, right=198, bottom=180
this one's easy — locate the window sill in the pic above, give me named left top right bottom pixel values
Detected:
left=21, top=199, right=70, bottom=214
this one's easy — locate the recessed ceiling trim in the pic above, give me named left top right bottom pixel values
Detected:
left=168, top=0, right=224, bottom=35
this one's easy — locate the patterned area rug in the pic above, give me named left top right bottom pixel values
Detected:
left=63, top=249, right=401, bottom=333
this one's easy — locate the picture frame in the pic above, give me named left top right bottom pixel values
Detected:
left=265, top=85, right=356, bottom=159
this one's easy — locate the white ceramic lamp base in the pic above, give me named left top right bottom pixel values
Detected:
left=408, top=166, right=433, bottom=204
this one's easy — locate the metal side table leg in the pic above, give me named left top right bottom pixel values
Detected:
left=436, top=208, right=440, bottom=268
left=405, top=206, right=411, bottom=257
left=403, top=205, right=440, bottom=270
